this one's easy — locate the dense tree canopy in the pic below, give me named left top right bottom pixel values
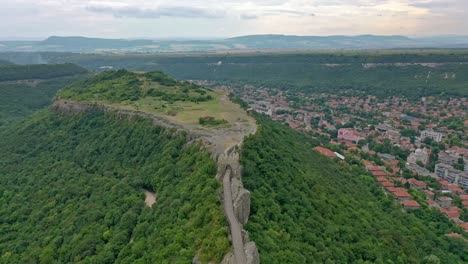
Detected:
left=0, top=64, right=89, bottom=127
left=29, top=51, right=468, bottom=98
left=0, top=110, right=229, bottom=263
left=241, top=116, right=467, bottom=263
left=0, top=63, right=87, bottom=82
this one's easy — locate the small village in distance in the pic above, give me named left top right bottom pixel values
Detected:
left=209, top=82, right=468, bottom=236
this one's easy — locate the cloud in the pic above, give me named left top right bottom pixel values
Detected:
left=86, top=4, right=226, bottom=19
left=267, top=9, right=315, bottom=16
left=1, top=0, right=467, bottom=38
left=240, top=13, right=258, bottom=20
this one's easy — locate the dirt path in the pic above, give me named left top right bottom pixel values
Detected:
left=222, top=163, right=247, bottom=264
left=144, top=190, right=156, bottom=207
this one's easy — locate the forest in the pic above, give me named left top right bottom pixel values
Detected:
left=23, top=51, right=468, bottom=98
left=0, top=64, right=89, bottom=127
left=0, top=63, right=87, bottom=82
left=0, top=110, right=229, bottom=263
left=241, top=115, right=467, bottom=263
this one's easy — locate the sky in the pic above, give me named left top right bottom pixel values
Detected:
left=1, top=0, right=467, bottom=39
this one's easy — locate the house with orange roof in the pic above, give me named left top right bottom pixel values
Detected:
left=438, top=179, right=451, bottom=190
left=314, top=146, right=337, bottom=158
left=381, top=181, right=394, bottom=188
left=408, top=178, right=427, bottom=190
left=439, top=208, right=460, bottom=220
left=390, top=188, right=411, bottom=201
left=376, top=177, right=388, bottom=182
left=423, top=190, right=435, bottom=200
left=402, top=200, right=421, bottom=210
left=448, top=184, right=464, bottom=195
left=459, top=222, right=468, bottom=232
left=437, top=196, right=453, bottom=209
left=427, top=199, right=437, bottom=208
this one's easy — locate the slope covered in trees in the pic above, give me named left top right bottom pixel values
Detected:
left=0, top=110, right=229, bottom=263
left=0, top=63, right=87, bottom=82
left=38, top=51, right=468, bottom=98
left=241, top=116, right=467, bottom=263
left=0, top=64, right=89, bottom=127
left=0, top=59, right=12, bottom=65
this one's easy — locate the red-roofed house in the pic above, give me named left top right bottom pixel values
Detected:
left=437, top=196, right=453, bottom=209
left=427, top=199, right=437, bottom=208
left=381, top=181, right=394, bottom=188
left=438, top=180, right=450, bottom=190
left=402, top=200, right=421, bottom=210
left=393, top=178, right=408, bottom=184
left=408, top=178, right=427, bottom=190
left=371, top=171, right=387, bottom=177
left=459, top=222, right=468, bottom=232
left=376, top=177, right=388, bottom=182
left=439, top=208, right=460, bottom=220
left=448, top=184, right=464, bottom=195
left=337, top=128, right=364, bottom=143
left=423, top=190, right=435, bottom=200
left=314, top=146, right=336, bottom=158
left=390, top=188, right=411, bottom=201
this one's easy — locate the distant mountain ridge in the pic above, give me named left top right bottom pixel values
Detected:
left=1, top=34, right=468, bottom=52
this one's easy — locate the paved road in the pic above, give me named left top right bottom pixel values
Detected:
left=223, top=165, right=247, bottom=264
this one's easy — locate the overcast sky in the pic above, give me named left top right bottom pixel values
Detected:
left=1, top=0, right=467, bottom=39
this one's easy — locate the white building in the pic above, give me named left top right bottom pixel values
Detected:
left=420, top=130, right=444, bottom=142
left=435, top=163, right=468, bottom=189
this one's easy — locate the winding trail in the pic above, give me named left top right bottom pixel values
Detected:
left=223, top=165, right=246, bottom=264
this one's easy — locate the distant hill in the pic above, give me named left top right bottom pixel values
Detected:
left=41, top=36, right=155, bottom=51
left=226, top=34, right=420, bottom=49
left=1, top=34, right=468, bottom=52
left=0, top=59, right=13, bottom=65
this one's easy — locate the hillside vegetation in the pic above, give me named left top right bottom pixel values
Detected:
left=0, top=63, right=87, bottom=82
left=0, top=110, right=229, bottom=263
left=39, top=51, right=468, bottom=98
left=0, top=63, right=89, bottom=127
left=58, top=70, right=246, bottom=127
left=241, top=116, right=467, bottom=263
left=0, top=59, right=13, bottom=65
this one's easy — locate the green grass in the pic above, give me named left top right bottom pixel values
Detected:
left=58, top=70, right=250, bottom=126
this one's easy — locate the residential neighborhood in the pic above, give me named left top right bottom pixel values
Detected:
left=224, top=83, right=468, bottom=233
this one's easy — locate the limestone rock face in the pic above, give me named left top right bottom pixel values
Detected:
left=233, top=189, right=251, bottom=225
left=244, top=242, right=260, bottom=264
left=231, top=177, right=243, bottom=200
left=192, top=254, right=201, bottom=264
left=220, top=252, right=235, bottom=264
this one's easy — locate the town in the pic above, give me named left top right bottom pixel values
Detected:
left=224, top=83, right=468, bottom=235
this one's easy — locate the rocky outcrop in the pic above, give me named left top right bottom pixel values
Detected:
left=233, top=189, right=250, bottom=225
left=244, top=242, right=260, bottom=264
left=53, top=99, right=186, bottom=131
left=220, top=147, right=258, bottom=264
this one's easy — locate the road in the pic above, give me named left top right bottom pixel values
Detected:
left=223, top=165, right=247, bottom=264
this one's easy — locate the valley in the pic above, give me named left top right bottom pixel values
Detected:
left=0, top=55, right=466, bottom=263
